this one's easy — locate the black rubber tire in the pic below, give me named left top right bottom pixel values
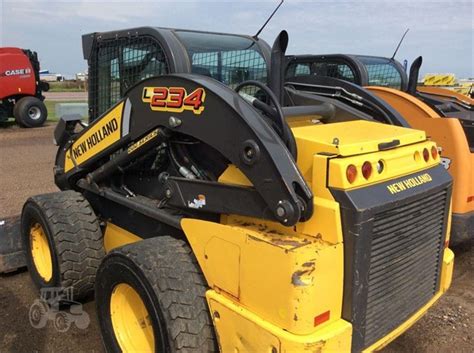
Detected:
left=21, top=191, right=105, bottom=301
left=13, top=96, right=48, bottom=128
left=96, top=236, right=217, bottom=353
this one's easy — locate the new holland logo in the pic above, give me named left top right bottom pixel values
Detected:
left=386, top=173, right=433, bottom=194
left=71, top=118, right=119, bottom=159
left=64, top=101, right=124, bottom=173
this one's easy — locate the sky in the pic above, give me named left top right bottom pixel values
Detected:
left=0, top=0, right=473, bottom=78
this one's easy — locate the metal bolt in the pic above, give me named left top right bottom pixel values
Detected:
left=165, top=189, right=172, bottom=198
left=276, top=206, right=286, bottom=217
left=332, top=137, right=339, bottom=145
left=169, top=116, right=182, bottom=128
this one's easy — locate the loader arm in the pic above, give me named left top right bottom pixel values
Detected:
left=54, top=74, right=313, bottom=226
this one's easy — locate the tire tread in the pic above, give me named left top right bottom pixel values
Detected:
left=111, top=236, right=217, bottom=352
left=27, top=190, right=104, bottom=300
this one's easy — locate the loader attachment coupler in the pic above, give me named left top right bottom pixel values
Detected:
left=55, top=74, right=313, bottom=226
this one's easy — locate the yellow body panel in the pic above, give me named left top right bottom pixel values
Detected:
left=207, top=290, right=352, bottom=353
left=104, top=222, right=142, bottom=253
left=181, top=219, right=344, bottom=335
left=218, top=165, right=252, bottom=186
left=328, top=140, right=439, bottom=190
left=368, top=87, right=473, bottom=215
left=290, top=120, right=426, bottom=157
left=64, top=102, right=124, bottom=172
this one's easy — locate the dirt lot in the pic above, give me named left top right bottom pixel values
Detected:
left=0, top=124, right=473, bottom=352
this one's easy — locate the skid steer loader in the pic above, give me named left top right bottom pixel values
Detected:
left=285, top=54, right=473, bottom=244
left=21, top=27, right=454, bottom=352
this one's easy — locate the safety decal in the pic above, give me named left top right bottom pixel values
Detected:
left=142, top=87, right=206, bottom=115
left=440, top=157, right=451, bottom=170
left=438, top=147, right=451, bottom=170
left=188, top=194, right=206, bottom=209
left=386, top=173, right=432, bottom=195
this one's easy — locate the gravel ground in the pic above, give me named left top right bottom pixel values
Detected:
left=0, top=124, right=472, bottom=352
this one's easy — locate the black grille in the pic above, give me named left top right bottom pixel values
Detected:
left=363, top=188, right=448, bottom=347
left=334, top=168, right=451, bottom=353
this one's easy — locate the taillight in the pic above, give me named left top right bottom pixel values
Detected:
left=414, top=151, right=421, bottom=162
left=362, top=161, right=372, bottom=180
left=431, top=146, right=438, bottom=159
left=346, top=164, right=357, bottom=184
left=376, top=160, right=384, bottom=174
left=423, top=148, right=430, bottom=162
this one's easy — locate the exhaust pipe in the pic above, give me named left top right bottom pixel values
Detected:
left=269, top=30, right=289, bottom=104
left=407, top=56, right=422, bottom=95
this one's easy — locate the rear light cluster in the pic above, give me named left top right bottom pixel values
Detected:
left=416, top=146, right=439, bottom=163
left=346, top=160, right=385, bottom=184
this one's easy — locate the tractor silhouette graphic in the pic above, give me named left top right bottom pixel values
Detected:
left=29, top=287, right=90, bottom=332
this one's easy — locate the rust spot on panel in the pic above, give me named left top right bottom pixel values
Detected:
left=291, top=261, right=316, bottom=286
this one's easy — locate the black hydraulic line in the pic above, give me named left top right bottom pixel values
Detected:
left=77, top=179, right=183, bottom=229
left=285, top=82, right=398, bottom=124
left=235, top=79, right=297, bottom=159
left=174, top=143, right=208, bottom=180
left=87, top=128, right=167, bottom=184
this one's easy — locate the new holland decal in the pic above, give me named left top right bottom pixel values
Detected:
left=142, top=86, right=206, bottom=115
left=64, top=102, right=124, bottom=172
left=386, top=173, right=433, bottom=194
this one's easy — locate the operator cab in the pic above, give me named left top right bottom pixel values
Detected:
left=285, top=54, right=407, bottom=90
left=83, top=27, right=270, bottom=121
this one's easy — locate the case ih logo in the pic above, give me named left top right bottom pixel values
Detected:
left=1, top=68, right=32, bottom=77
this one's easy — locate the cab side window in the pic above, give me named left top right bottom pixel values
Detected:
left=90, top=36, right=168, bottom=120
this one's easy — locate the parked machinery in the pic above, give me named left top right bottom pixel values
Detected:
left=0, top=48, right=49, bottom=127
left=21, top=28, right=454, bottom=352
left=286, top=53, right=473, bottom=244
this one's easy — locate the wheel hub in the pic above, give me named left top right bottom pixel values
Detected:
left=28, top=106, right=41, bottom=120
left=30, top=223, right=53, bottom=281
left=110, top=283, right=155, bottom=352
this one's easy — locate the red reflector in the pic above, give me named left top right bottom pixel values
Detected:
left=431, top=146, right=438, bottom=159
left=423, top=148, right=430, bottom=162
left=468, top=196, right=474, bottom=203
left=362, top=161, right=372, bottom=180
left=346, top=164, right=357, bottom=184
left=314, top=310, right=330, bottom=327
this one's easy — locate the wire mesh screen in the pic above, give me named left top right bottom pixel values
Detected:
left=294, top=63, right=310, bottom=76
left=191, top=49, right=267, bottom=95
left=356, top=56, right=403, bottom=89
left=364, top=63, right=402, bottom=88
left=287, top=61, right=356, bottom=83
left=89, top=35, right=168, bottom=121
